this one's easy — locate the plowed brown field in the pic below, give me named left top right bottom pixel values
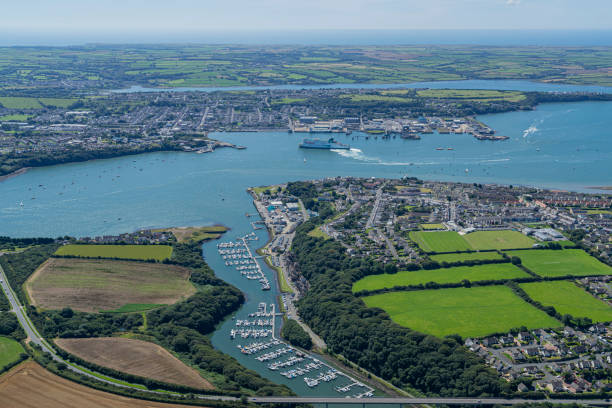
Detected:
left=0, top=361, right=202, bottom=408
left=56, top=337, right=213, bottom=390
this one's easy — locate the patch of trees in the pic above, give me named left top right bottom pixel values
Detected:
left=0, top=291, right=9, bottom=312
left=0, top=236, right=55, bottom=251
left=0, top=312, right=26, bottom=340
left=146, top=289, right=293, bottom=396
left=281, top=319, right=312, bottom=349
left=52, top=254, right=160, bottom=263
left=568, top=229, right=586, bottom=243
left=167, top=241, right=227, bottom=286
left=29, top=307, right=142, bottom=338
left=286, top=181, right=318, bottom=201
left=0, top=243, right=59, bottom=303
left=0, top=143, right=179, bottom=177
left=291, top=222, right=507, bottom=397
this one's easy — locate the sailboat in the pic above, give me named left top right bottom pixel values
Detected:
left=303, top=158, right=307, bottom=163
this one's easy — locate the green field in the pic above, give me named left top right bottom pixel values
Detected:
left=101, top=303, right=166, bottom=313
left=416, top=89, right=526, bottom=102
left=307, top=226, right=330, bottom=240
left=353, top=263, right=529, bottom=292
left=520, top=281, right=612, bottom=323
left=0, top=97, right=42, bottom=109
left=430, top=252, right=504, bottom=263
left=0, top=114, right=32, bottom=121
left=507, top=249, right=612, bottom=277
left=463, top=230, right=535, bottom=250
left=408, top=231, right=471, bottom=252
left=363, top=286, right=561, bottom=338
left=0, top=97, right=76, bottom=109
left=420, top=223, right=446, bottom=230
left=55, top=244, right=172, bottom=261
left=0, top=336, right=25, bottom=367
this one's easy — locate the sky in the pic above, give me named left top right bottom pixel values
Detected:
left=2, top=0, right=611, bottom=32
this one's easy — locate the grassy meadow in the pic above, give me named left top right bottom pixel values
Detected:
left=507, top=249, right=612, bottom=277
left=0, top=336, right=24, bottom=367
left=520, top=281, right=612, bottom=323
left=408, top=231, right=471, bottom=252
left=430, top=252, right=504, bottom=263
left=363, top=286, right=561, bottom=338
left=55, top=244, right=172, bottom=261
left=463, top=230, right=535, bottom=250
left=353, top=263, right=529, bottom=292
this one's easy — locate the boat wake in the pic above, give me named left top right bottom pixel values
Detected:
left=332, top=147, right=374, bottom=161
left=333, top=148, right=442, bottom=166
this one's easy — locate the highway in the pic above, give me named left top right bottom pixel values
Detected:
left=247, top=396, right=611, bottom=406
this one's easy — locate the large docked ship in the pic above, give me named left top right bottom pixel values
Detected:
left=299, top=137, right=350, bottom=150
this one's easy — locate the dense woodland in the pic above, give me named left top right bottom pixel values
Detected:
left=281, top=319, right=312, bottom=350
left=291, top=218, right=507, bottom=397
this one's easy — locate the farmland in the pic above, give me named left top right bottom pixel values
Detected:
left=55, top=337, right=213, bottom=389
left=430, top=251, right=504, bottom=263
left=363, top=286, right=561, bottom=338
left=408, top=231, right=471, bottom=252
left=55, top=244, right=172, bottom=261
left=2, top=45, right=612, bottom=91
left=520, top=281, right=612, bottom=323
left=416, top=89, right=526, bottom=102
left=0, top=336, right=24, bottom=368
left=0, top=96, right=76, bottom=109
left=27, top=258, right=195, bottom=312
left=462, top=230, right=535, bottom=250
left=0, top=361, right=193, bottom=408
left=507, top=249, right=612, bottom=277
left=353, top=263, right=529, bottom=292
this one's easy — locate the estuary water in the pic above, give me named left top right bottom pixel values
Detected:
left=0, top=99, right=611, bottom=396
left=112, top=79, right=612, bottom=94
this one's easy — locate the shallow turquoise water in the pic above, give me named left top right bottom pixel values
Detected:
left=0, top=99, right=611, bottom=396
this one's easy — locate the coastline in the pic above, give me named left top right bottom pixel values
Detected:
left=0, top=167, right=29, bottom=183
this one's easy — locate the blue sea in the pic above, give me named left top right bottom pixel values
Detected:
left=2, top=29, right=612, bottom=46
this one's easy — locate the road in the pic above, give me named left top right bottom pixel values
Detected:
left=366, top=184, right=385, bottom=229
left=247, top=396, right=610, bottom=405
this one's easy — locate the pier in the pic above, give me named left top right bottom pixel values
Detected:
left=217, top=236, right=270, bottom=290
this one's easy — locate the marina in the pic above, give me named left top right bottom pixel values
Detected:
left=217, top=235, right=270, bottom=290
left=229, top=301, right=375, bottom=398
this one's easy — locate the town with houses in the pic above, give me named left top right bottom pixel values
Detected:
left=249, top=176, right=612, bottom=394
left=0, top=87, right=543, bottom=175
